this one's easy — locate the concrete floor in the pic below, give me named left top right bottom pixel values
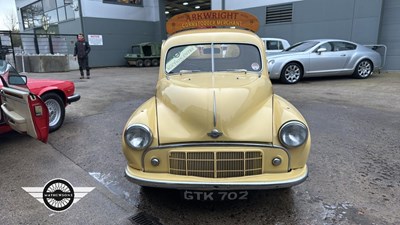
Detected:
left=0, top=67, right=399, bottom=225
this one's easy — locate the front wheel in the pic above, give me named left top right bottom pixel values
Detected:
left=41, top=93, right=65, bottom=132
left=280, top=62, right=303, bottom=84
left=353, top=59, right=372, bottom=79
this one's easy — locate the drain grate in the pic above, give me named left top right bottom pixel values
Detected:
left=128, top=212, right=163, bottom=225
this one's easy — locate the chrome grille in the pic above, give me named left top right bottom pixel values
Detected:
left=169, top=151, right=263, bottom=178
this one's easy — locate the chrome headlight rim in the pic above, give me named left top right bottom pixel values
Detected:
left=124, top=124, right=153, bottom=150
left=278, top=120, right=309, bottom=148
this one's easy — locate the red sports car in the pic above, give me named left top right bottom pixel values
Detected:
left=0, top=60, right=80, bottom=139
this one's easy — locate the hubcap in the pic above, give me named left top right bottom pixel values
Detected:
left=358, top=61, right=371, bottom=77
left=284, top=65, right=300, bottom=83
left=45, top=99, right=61, bottom=127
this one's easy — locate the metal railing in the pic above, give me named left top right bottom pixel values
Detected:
left=0, top=31, right=77, bottom=71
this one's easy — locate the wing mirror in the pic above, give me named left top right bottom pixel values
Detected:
left=8, top=74, right=27, bottom=85
left=317, top=48, right=327, bottom=55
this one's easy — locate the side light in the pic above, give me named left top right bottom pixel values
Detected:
left=124, top=124, right=153, bottom=150
left=279, top=121, right=308, bottom=148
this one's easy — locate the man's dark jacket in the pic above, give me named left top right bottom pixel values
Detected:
left=74, top=40, right=91, bottom=58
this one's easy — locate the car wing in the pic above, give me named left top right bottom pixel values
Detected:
left=0, top=86, right=49, bottom=143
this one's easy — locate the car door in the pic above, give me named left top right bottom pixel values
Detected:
left=0, top=76, right=49, bottom=143
left=308, top=41, right=350, bottom=75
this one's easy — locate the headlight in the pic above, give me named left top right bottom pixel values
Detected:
left=124, top=124, right=153, bottom=150
left=279, top=121, right=308, bottom=148
left=268, top=59, right=275, bottom=65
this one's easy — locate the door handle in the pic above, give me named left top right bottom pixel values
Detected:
left=340, top=54, right=346, bottom=56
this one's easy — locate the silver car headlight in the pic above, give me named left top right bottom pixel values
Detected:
left=124, top=124, right=153, bottom=150
left=279, top=121, right=308, bottom=148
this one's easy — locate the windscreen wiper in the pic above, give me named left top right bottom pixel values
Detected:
left=226, top=69, right=248, bottom=74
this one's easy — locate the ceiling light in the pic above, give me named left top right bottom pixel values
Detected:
left=195, top=6, right=200, bottom=9
left=165, top=11, right=169, bottom=14
left=183, top=2, right=188, bottom=5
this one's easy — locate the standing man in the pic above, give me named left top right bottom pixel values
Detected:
left=74, top=33, right=91, bottom=79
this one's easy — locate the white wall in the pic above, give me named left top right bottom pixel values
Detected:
left=212, top=0, right=302, bottom=10
left=81, top=0, right=160, bottom=22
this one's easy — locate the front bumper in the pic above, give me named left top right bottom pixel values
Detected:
left=125, top=165, right=308, bottom=190
left=67, top=93, right=81, bottom=104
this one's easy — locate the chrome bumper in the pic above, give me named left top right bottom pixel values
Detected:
left=67, top=94, right=80, bottom=104
left=125, top=165, right=308, bottom=190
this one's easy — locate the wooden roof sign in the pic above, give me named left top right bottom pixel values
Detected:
left=166, top=10, right=259, bottom=35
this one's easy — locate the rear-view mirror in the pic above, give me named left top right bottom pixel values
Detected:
left=8, top=74, right=27, bottom=85
left=317, top=48, right=327, bottom=54
left=203, top=48, right=221, bottom=54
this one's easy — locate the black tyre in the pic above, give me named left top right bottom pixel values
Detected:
left=280, top=62, right=303, bottom=84
left=151, top=59, right=159, bottom=67
left=353, top=59, right=372, bottom=79
left=144, top=59, right=152, bottom=67
left=41, top=93, right=65, bottom=132
left=136, top=59, right=144, bottom=67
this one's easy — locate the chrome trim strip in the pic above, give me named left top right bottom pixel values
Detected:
left=278, top=120, right=308, bottom=148
left=125, top=124, right=153, bottom=150
left=125, top=166, right=308, bottom=190
left=211, top=43, right=215, bottom=72
left=150, top=142, right=286, bottom=151
left=213, top=90, right=217, bottom=128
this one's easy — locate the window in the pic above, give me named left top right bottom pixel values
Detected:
left=57, top=7, right=66, bottom=21
left=43, top=0, right=57, bottom=11
left=65, top=6, right=76, bottom=20
left=285, top=41, right=319, bottom=52
left=318, top=43, right=333, bottom=52
left=21, top=1, right=44, bottom=29
left=332, top=42, right=357, bottom=51
left=56, top=0, right=64, bottom=7
left=45, top=10, right=58, bottom=24
left=266, top=41, right=283, bottom=50
left=131, top=46, right=140, bottom=54
left=21, top=0, right=77, bottom=30
left=103, top=0, right=142, bottom=6
left=265, top=4, right=293, bottom=24
left=165, top=44, right=261, bottom=74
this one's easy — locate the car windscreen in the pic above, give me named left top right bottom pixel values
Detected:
left=284, top=41, right=319, bottom=52
left=165, top=43, right=262, bottom=74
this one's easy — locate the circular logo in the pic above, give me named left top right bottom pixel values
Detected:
left=251, top=62, right=260, bottom=71
left=42, top=179, right=75, bottom=212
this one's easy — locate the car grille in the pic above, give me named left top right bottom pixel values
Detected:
left=169, top=151, right=263, bottom=178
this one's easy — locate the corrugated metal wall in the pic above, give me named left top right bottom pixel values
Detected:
left=251, top=0, right=382, bottom=45
left=244, top=0, right=400, bottom=70
left=82, top=18, right=161, bottom=67
left=378, top=0, right=400, bottom=70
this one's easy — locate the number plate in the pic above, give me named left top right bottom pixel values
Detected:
left=182, top=190, right=248, bottom=201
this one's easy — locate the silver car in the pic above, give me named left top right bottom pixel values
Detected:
left=267, top=39, right=382, bottom=84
